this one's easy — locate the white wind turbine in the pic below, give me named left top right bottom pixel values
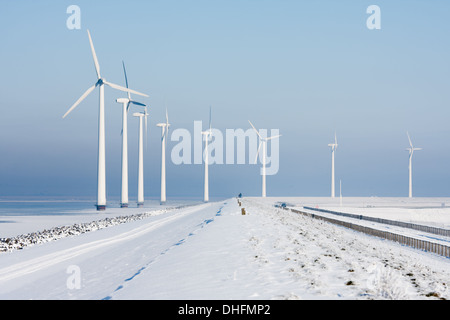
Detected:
left=116, top=61, right=147, bottom=208
left=133, top=109, right=148, bottom=208
left=62, top=30, right=148, bottom=211
left=406, top=132, right=422, bottom=198
left=249, top=121, right=281, bottom=198
left=202, top=107, right=212, bottom=202
left=328, top=133, right=338, bottom=198
left=157, top=109, right=170, bottom=204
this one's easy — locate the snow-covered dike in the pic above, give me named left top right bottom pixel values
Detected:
left=0, top=198, right=449, bottom=300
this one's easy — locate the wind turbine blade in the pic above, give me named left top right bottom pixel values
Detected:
left=208, top=106, right=212, bottom=142
left=62, top=84, right=96, bottom=118
left=165, top=108, right=170, bottom=139
left=266, top=134, right=282, bottom=141
left=248, top=120, right=262, bottom=139
left=122, top=61, right=129, bottom=88
left=103, top=81, right=149, bottom=97
left=130, top=100, right=146, bottom=107
left=407, top=131, right=413, bottom=148
left=335, top=132, right=338, bottom=147
left=255, top=141, right=262, bottom=164
left=122, top=60, right=131, bottom=100
left=209, top=106, right=212, bottom=132
left=87, top=30, right=101, bottom=80
left=145, top=107, right=148, bottom=151
left=255, top=142, right=262, bottom=164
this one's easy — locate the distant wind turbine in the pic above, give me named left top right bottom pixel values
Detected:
left=406, top=132, right=422, bottom=198
left=249, top=121, right=281, bottom=198
left=134, top=109, right=149, bottom=208
left=116, top=61, right=147, bottom=208
left=157, top=109, right=170, bottom=204
left=328, top=133, right=338, bottom=198
left=62, top=30, right=148, bottom=211
left=202, top=107, right=212, bottom=203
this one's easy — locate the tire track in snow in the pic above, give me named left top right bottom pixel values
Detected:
left=102, top=202, right=227, bottom=300
left=0, top=204, right=213, bottom=284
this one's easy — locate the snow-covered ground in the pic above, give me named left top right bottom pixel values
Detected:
left=0, top=197, right=449, bottom=300
left=259, top=197, right=450, bottom=229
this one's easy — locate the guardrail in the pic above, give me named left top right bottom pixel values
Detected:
left=303, top=206, right=450, bottom=238
left=276, top=205, right=450, bottom=258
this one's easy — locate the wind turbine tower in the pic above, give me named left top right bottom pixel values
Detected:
left=116, top=61, right=147, bottom=208
left=406, top=132, right=422, bottom=198
left=249, top=121, right=281, bottom=198
left=328, top=133, right=338, bottom=198
left=202, top=107, right=212, bottom=203
left=133, top=109, right=148, bottom=208
left=62, top=30, right=148, bottom=211
left=157, top=109, right=170, bottom=204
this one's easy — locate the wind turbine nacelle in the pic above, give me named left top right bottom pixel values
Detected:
left=116, top=98, right=129, bottom=103
left=132, top=112, right=143, bottom=117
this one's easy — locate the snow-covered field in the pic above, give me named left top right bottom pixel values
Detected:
left=260, top=197, right=450, bottom=229
left=0, top=197, right=449, bottom=300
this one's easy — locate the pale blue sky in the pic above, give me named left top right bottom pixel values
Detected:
left=1, top=0, right=450, bottom=199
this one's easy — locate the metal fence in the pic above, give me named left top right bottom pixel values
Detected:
left=277, top=206, right=450, bottom=258
left=303, top=206, right=450, bottom=238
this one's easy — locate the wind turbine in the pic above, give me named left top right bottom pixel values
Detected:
left=157, top=109, right=170, bottom=204
left=62, top=30, right=148, bottom=211
left=249, top=121, right=281, bottom=198
left=406, top=132, right=422, bottom=198
left=133, top=109, right=149, bottom=208
left=328, top=133, right=338, bottom=198
left=116, top=61, right=147, bottom=208
left=202, top=107, right=212, bottom=203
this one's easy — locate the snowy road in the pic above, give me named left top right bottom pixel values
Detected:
left=0, top=202, right=222, bottom=299
left=0, top=198, right=449, bottom=300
